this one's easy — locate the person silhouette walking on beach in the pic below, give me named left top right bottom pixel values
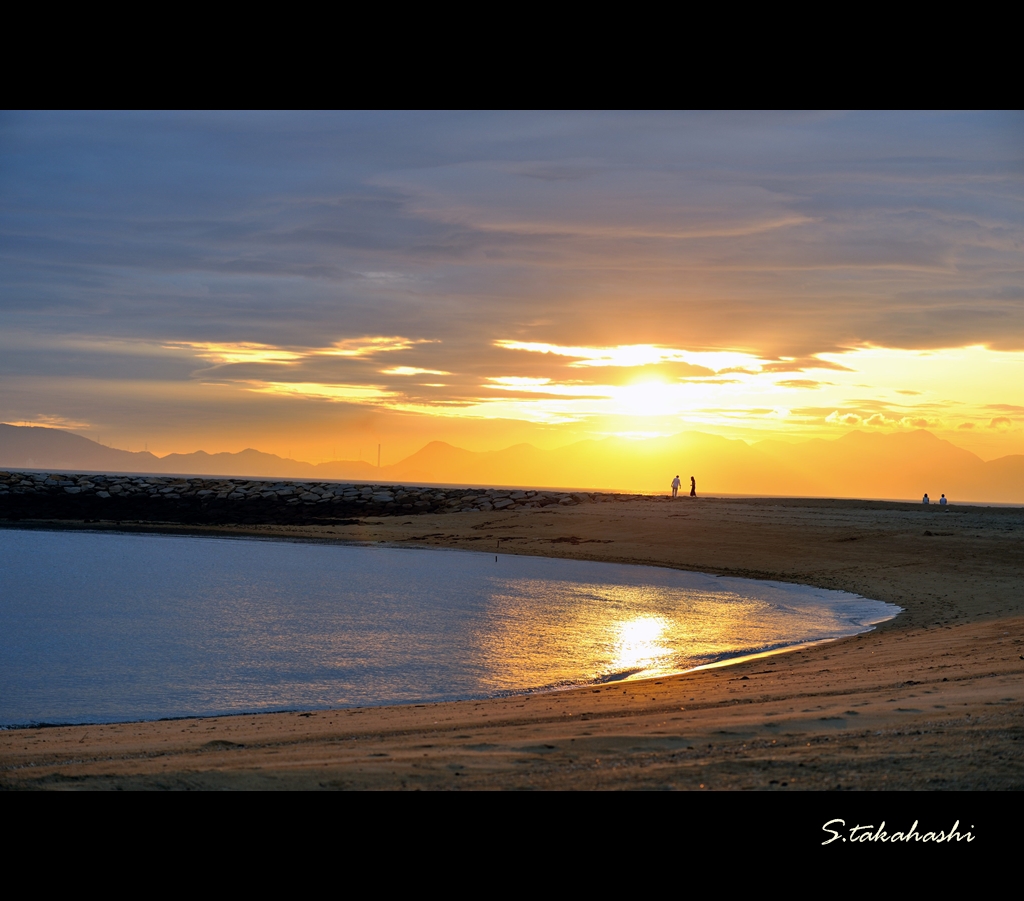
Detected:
left=671, top=475, right=681, bottom=498
left=690, top=476, right=697, bottom=498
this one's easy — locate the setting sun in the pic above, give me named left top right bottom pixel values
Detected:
left=0, top=111, right=1020, bottom=498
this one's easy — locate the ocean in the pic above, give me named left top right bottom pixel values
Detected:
left=0, top=528, right=899, bottom=726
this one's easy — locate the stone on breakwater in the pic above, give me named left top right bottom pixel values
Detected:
left=0, top=469, right=634, bottom=526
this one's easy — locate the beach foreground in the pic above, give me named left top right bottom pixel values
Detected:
left=2, top=495, right=1022, bottom=790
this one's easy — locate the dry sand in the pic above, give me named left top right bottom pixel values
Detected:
left=2, top=495, right=1022, bottom=791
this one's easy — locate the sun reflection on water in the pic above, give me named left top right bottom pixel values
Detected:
left=611, top=616, right=673, bottom=673
left=473, top=578, right=886, bottom=693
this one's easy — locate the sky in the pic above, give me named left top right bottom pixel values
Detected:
left=2, top=110, right=1022, bottom=465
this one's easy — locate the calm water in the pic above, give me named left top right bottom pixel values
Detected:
left=0, top=529, right=899, bottom=726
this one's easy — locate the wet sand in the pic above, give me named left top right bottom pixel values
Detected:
left=2, top=495, right=1022, bottom=790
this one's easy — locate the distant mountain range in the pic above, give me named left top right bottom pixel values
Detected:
left=1, top=423, right=1022, bottom=503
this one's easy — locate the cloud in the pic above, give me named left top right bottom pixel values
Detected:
left=776, top=379, right=825, bottom=389
left=3, top=111, right=1023, bottom=453
left=3, top=414, right=92, bottom=431
left=166, top=337, right=439, bottom=378
left=6, top=111, right=1018, bottom=362
left=827, top=411, right=862, bottom=425
left=244, top=381, right=395, bottom=402
left=695, top=407, right=788, bottom=419
left=829, top=409, right=940, bottom=429
left=989, top=416, right=1013, bottom=430
left=756, top=358, right=856, bottom=374
left=379, top=366, right=450, bottom=377
left=167, top=342, right=304, bottom=365
left=493, top=341, right=728, bottom=375
left=487, top=376, right=554, bottom=389
left=515, top=163, right=594, bottom=182
left=320, top=337, right=437, bottom=358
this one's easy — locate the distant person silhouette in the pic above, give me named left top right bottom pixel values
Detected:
left=690, top=476, right=696, bottom=498
left=939, top=494, right=948, bottom=505
left=671, top=475, right=681, bottom=498
left=922, top=493, right=930, bottom=504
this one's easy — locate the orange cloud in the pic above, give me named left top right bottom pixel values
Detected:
left=167, top=342, right=304, bottom=365
left=380, top=367, right=451, bottom=376
left=320, top=337, right=437, bottom=358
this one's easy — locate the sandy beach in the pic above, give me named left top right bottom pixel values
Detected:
left=2, top=495, right=1022, bottom=791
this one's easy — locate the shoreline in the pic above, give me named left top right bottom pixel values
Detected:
left=0, top=524, right=900, bottom=730
left=0, top=613, right=897, bottom=734
left=2, top=494, right=1022, bottom=789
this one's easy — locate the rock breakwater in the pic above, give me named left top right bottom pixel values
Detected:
left=0, top=470, right=637, bottom=526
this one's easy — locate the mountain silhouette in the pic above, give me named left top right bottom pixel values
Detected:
left=1, top=423, right=1021, bottom=503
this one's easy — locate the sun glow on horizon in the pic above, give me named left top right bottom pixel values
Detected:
left=5, top=112, right=1023, bottom=477
left=133, top=339, right=1024, bottom=458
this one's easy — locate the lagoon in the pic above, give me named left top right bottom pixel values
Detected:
left=0, top=529, right=899, bottom=726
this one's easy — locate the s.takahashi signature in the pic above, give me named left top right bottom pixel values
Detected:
left=822, top=819, right=975, bottom=845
